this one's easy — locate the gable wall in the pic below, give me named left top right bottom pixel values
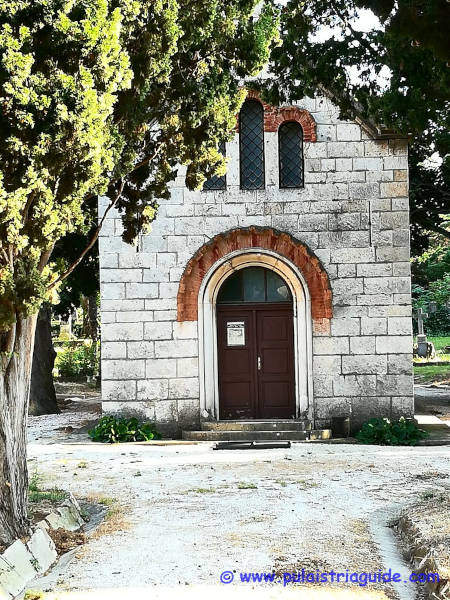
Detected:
left=98, top=96, right=413, bottom=434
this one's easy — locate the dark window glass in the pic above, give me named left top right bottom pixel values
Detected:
left=243, top=267, right=265, bottom=302
left=217, top=267, right=292, bottom=304
left=279, top=121, right=303, bottom=188
left=266, top=270, right=291, bottom=302
left=239, top=100, right=264, bottom=190
left=203, top=141, right=226, bottom=191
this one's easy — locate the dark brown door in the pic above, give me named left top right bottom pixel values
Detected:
left=217, top=304, right=295, bottom=420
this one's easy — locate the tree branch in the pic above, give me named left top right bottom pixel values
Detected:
left=329, top=1, right=380, bottom=59
left=47, top=180, right=125, bottom=290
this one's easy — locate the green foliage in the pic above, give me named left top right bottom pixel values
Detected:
left=0, top=0, right=280, bottom=332
left=356, top=417, right=429, bottom=446
left=88, top=415, right=161, bottom=443
left=55, top=341, right=98, bottom=378
left=412, top=274, right=450, bottom=335
left=28, top=471, right=67, bottom=503
left=268, top=0, right=449, bottom=250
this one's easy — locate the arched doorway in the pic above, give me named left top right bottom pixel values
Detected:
left=196, top=248, right=314, bottom=422
left=217, top=267, right=295, bottom=419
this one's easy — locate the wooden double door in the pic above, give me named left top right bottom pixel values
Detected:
left=217, top=303, right=295, bottom=420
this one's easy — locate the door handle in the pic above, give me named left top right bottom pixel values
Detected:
left=257, top=356, right=262, bottom=371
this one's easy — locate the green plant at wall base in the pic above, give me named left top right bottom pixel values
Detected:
left=88, top=415, right=161, bottom=443
left=356, top=417, right=429, bottom=446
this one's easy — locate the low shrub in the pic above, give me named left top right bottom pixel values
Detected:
left=356, top=417, right=429, bottom=446
left=55, top=341, right=99, bottom=378
left=88, top=415, right=161, bottom=443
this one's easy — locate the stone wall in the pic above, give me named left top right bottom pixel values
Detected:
left=98, top=95, right=413, bottom=435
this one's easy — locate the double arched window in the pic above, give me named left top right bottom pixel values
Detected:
left=203, top=100, right=304, bottom=191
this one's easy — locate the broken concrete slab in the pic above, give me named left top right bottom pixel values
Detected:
left=1, top=540, right=37, bottom=584
left=27, top=528, right=57, bottom=574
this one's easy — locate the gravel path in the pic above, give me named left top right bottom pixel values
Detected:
left=27, top=399, right=450, bottom=600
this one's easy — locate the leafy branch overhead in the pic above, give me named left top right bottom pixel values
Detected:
left=267, top=0, right=449, bottom=252
left=0, top=0, right=280, bottom=333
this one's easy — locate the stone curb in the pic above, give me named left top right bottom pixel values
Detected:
left=393, top=513, right=449, bottom=600
left=0, top=492, right=85, bottom=599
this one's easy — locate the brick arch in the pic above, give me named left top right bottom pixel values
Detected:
left=177, top=227, right=332, bottom=324
left=237, top=90, right=317, bottom=142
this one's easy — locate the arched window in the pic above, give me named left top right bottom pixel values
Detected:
left=203, top=141, right=226, bottom=191
left=239, top=100, right=264, bottom=190
left=217, top=267, right=292, bottom=304
left=279, top=121, right=304, bottom=188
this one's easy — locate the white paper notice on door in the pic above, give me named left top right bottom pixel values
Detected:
left=227, top=321, right=245, bottom=346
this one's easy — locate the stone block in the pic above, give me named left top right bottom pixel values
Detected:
left=338, top=264, right=356, bottom=278
left=125, top=283, right=158, bottom=299
left=127, top=341, right=154, bottom=359
left=357, top=294, right=392, bottom=306
left=102, top=380, right=137, bottom=401
left=297, top=214, right=328, bottom=232
left=102, top=342, right=127, bottom=359
left=177, top=358, right=199, bottom=378
left=380, top=182, right=408, bottom=198
left=356, top=263, right=392, bottom=277
left=177, top=399, right=200, bottom=429
left=327, top=142, right=364, bottom=157
left=100, top=283, right=125, bottom=300
left=313, top=337, right=349, bottom=355
left=173, top=322, right=198, bottom=339
left=146, top=359, right=177, bottom=379
left=314, top=397, right=352, bottom=420
left=349, top=336, right=375, bottom=355
left=137, top=379, right=169, bottom=401
left=118, top=253, right=156, bottom=269
left=27, top=528, right=57, bottom=574
left=332, top=278, right=363, bottom=296
left=102, top=299, right=145, bottom=312
left=331, top=318, right=360, bottom=336
left=102, top=322, right=143, bottom=342
left=361, top=317, right=387, bottom=335
left=388, top=317, right=412, bottom=335
left=102, top=401, right=155, bottom=420
left=331, top=247, right=375, bottom=264
left=387, top=354, right=412, bottom=375
left=313, top=355, right=342, bottom=374
left=102, top=359, right=145, bottom=380
left=376, top=247, right=410, bottom=262
left=353, top=157, right=383, bottom=171
left=333, top=375, right=377, bottom=397
left=168, top=378, right=200, bottom=399
left=376, top=336, right=412, bottom=354
left=391, top=396, right=414, bottom=419
left=336, top=123, right=361, bottom=141
left=376, top=374, right=414, bottom=397
left=342, top=354, right=387, bottom=375
left=144, top=322, right=173, bottom=341
left=101, top=269, right=142, bottom=283
left=155, top=339, right=198, bottom=358
left=115, top=311, right=154, bottom=323
left=313, top=375, right=334, bottom=397
left=383, top=156, right=408, bottom=170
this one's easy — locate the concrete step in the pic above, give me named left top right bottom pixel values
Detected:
left=181, top=429, right=331, bottom=442
left=201, top=420, right=311, bottom=432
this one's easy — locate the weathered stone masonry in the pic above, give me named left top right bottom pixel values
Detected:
left=98, top=95, right=413, bottom=435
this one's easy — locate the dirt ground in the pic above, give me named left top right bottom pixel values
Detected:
left=25, top=385, right=450, bottom=600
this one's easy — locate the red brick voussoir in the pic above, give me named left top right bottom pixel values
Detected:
left=177, top=227, right=332, bottom=327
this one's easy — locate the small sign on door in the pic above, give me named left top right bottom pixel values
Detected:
left=227, top=321, right=245, bottom=346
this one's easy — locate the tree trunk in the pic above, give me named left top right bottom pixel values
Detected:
left=29, top=305, right=59, bottom=416
left=0, top=315, right=37, bottom=546
left=87, top=294, right=98, bottom=342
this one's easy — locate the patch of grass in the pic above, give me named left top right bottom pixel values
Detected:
left=77, top=461, right=88, bottom=469
left=237, top=481, right=257, bottom=490
left=188, top=487, right=216, bottom=494
left=430, top=336, right=450, bottom=352
left=414, top=363, right=450, bottom=384
left=420, top=490, right=447, bottom=502
left=28, top=471, right=67, bottom=504
left=275, top=479, right=287, bottom=487
left=294, top=479, right=319, bottom=488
